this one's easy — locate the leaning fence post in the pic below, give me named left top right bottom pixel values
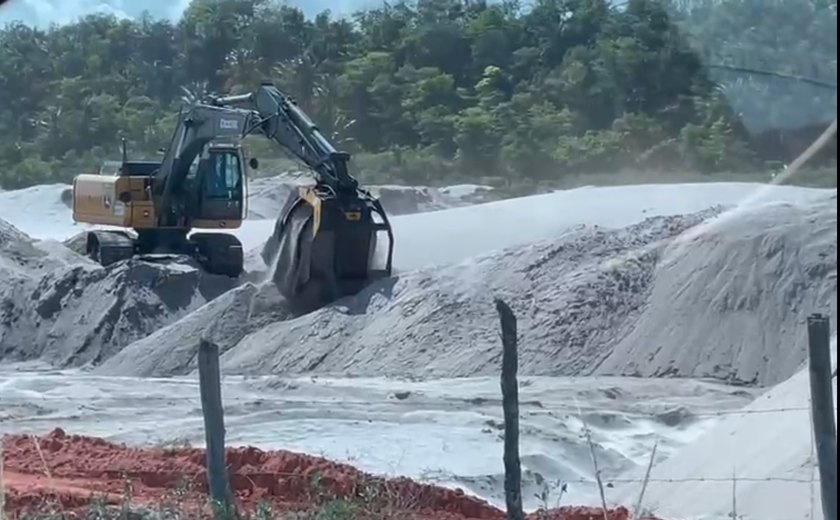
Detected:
left=1, top=440, right=5, bottom=520
left=198, top=339, right=233, bottom=518
left=495, top=298, right=524, bottom=520
left=807, top=313, right=837, bottom=520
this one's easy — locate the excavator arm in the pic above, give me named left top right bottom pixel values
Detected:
left=73, top=81, right=392, bottom=311
left=205, top=82, right=360, bottom=195
left=205, top=81, right=395, bottom=311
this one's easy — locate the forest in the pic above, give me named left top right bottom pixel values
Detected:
left=0, top=0, right=836, bottom=191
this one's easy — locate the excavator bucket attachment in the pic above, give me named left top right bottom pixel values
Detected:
left=264, top=186, right=394, bottom=311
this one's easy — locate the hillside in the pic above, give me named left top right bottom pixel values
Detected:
left=0, top=0, right=835, bottom=192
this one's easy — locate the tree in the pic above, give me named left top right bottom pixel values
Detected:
left=0, top=0, right=835, bottom=190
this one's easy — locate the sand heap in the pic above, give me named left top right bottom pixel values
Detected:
left=597, top=195, right=837, bottom=385
left=0, top=218, right=84, bottom=278
left=101, top=196, right=836, bottom=387
left=91, top=207, right=704, bottom=378
left=0, top=218, right=240, bottom=366
left=3, top=192, right=837, bottom=388
left=232, top=197, right=834, bottom=386
left=212, top=209, right=725, bottom=379
left=613, top=335, right=838, bottom=520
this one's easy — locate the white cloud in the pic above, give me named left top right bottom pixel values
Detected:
left=0, top=0, right=375, bottom=27
left=1, top=0, right=132, bottom=26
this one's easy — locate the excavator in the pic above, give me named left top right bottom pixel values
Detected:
left=72, top=81, right=394, bottom=310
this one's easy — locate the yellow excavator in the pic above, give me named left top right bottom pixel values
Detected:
left=72, top=81, right=394, bottom=310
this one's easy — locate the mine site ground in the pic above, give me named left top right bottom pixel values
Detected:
left=1, top=175, right=838, bottom=520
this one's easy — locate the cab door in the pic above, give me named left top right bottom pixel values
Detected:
left=195, top=148, right=244, bottom=221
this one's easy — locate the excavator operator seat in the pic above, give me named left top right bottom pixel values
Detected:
left=203, top=151, right=242, bottom=200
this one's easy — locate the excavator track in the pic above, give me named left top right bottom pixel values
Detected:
left=190, top=232, right=244, bottom=278
left=84, top=229, right=243, bottom=278
left=86, top=230, right=136, bottom=266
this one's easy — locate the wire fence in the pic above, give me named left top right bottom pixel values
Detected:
left=551, top=390, right=833, bottom=520
left=442, top=401, right=829, bottom=520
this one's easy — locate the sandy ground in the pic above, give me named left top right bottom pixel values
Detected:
left=0, top=363, right=757, bottom=511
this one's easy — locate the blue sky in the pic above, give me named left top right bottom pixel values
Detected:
left=0, top=0, right=375, bottom=27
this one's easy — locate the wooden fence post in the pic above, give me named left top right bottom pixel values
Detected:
left=1, top=440, right=5, bottom=520
left=807, top=314, right=837, bottom=520
left=495, top=298, right=524, bottom=520
left=198, top=339, right=233, bottom=518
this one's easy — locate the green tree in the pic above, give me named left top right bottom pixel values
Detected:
left=0, top=0, right=834, bottom=190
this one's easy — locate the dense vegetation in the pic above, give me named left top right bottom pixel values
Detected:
left=0, top=0, right=836, bottom=191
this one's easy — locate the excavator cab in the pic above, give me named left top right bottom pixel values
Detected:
left=183, top=143, right=247, bottom=226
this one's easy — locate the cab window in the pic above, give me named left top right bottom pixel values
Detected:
left=203, top=151, right=242, bottom=199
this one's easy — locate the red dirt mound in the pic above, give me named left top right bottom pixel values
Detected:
left=2, top=429, right=651, bottom=520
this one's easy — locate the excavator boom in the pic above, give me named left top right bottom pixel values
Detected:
left=207, top=82, right=358, bottom=193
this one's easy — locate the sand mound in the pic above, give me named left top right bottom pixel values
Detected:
left=1, top=218, right=88, bottom=278
left=135, top=196, right=833, bottom=388
left=99, top=282, right=265, bottom=376
left=4, top=190, right=836, bottom=388
left=1, top=219, right=240, bottom=366
left=220, top=209, right=723, bottom=379
left=597, top=195, right=837, bottom=386
left=93, top=209, right=717, bottom=379
left=613, top=335, right=837, bottom=520
left=3, top=429, right=643, bottom=520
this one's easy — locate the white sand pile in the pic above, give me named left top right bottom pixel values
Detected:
left=615, top=335, right=837, bottom=520
left=101, top=282, right=262, bottom=376
left=596, top=194, right=837, bottom=386
left=94, top=191, right=837, bottom=386
left=1, top=217, right=240, bottom=366
left=94, top=209, right=718, bottom=378
left=228, top=195, right=834, bottom=387
left=3, top=183, right=835, bottom=391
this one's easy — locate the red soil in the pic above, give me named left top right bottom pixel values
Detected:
left=2, top=429, right=649, bottom=520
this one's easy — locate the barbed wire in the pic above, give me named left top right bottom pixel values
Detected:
left=525, top=405, right=833, bottom=419
left=545, top=476, right=817, bottom=485
left=3, top=458, right=817, bottom=487
left=640, top=406, right=834, bottom=418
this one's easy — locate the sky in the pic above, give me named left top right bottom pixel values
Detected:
left=0, top=0, right=373, bottom=27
